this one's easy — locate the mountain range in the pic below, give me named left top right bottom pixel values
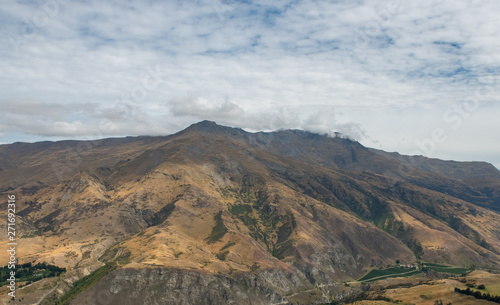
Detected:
left=1, top=120, right=499, bottom=304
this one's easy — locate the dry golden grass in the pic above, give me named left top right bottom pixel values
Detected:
left=382, top=275, right=500, bottom=305
left=465, top=270, right=500, bottom=295
left=349, top=301, right=396, bottom=305
left=0, top=277, right=58, bottom=305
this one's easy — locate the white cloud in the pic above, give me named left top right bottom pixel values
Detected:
left=169, top=95, right=245, bottom=119
left=0, top=0, right=499, bottom=165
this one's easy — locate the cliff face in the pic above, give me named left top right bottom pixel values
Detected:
left=70, top=268, right=301, bottom=305
left=1, top=121, right=500, bottom=304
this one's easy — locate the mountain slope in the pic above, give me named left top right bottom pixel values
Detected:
left=0, top=120, right=499, bottom=304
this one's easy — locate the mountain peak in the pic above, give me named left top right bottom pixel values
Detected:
left=180, top=120, right=247, bottom=137
left=192, top=120, right=219, bottom=129
left=184, top=120, right=224, bottom=132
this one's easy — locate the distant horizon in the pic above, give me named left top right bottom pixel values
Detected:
left=1, top=119, right=499, bottom=170
left=1, top=1, right=499, bottom=171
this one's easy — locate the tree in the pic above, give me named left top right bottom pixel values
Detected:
left=478, top=284, right=486, bottom=290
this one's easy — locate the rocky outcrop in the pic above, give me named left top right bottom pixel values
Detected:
left=70, top=267, right=316, bottom=305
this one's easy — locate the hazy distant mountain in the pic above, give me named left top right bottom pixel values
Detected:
left=1, top=121, right=499, bottom=304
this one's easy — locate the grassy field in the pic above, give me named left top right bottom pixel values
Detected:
left=383, top=278, right=498, bottom=305
left=423, top=263, right=448, bottom=266
left=466, top=270, right=500, bottom=295
left=423, top=263, right=470, bottom=275
left=357, top=263, right=471, bottom=283
left=358, top=267, right=423, bottom=282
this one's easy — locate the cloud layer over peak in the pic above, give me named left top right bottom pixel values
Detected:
left=0, top=0, right=499, bottom=167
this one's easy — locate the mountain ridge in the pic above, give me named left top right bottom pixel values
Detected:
left=1, top=120, right=499, bottom=304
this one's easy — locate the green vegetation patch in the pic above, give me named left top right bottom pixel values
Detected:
left=55, top=262, right=117, bottom=305
left=455, top=287, right=500, bottom=303
left=358, top=267, right=423, bottom=282
left=98, top=247, right=131, bottom=264
left=226, top=183, right=297, bottom=260
left=149, top=200, right=176, bottom=226
left=229, top=204, right=252, bottom=215
left=358, top=263, right=471, bottom=283
left=0, top=262, right=66, bottom=287
left=276, top=213, right=297, bottom=244
left=272, top=239, right=296, bottom=260
left=216, top=250, right=229, bottom=261
left=423, top=263, right=470, bottom=275
left=206, top=211, right=228, bottom=244
left=220, top=241, right=236, bottom=251
left=377, top=215, right=424, bottom=259
left=423, top=263, right=449, bottom=267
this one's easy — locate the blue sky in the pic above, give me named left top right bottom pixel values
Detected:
left=1, top=0, right=499, bottom=168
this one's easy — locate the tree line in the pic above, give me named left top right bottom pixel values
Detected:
left=0, top=262, right=66, bottom=286
left=455, top=287, right=500, bottom=303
